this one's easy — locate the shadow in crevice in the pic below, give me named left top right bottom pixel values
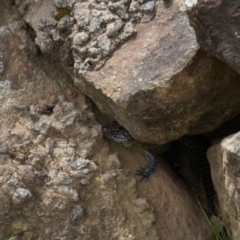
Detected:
left=163, top=0, right=174, bottom=9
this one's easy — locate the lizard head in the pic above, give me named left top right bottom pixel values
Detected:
left=102, top=121, right=134, bottom=147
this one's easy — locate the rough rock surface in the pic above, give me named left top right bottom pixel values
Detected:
left=24, top=0, right=240, bottom=145
left=187, top=0, right=240, bottom=75
left=106, top=138, right=214, bottom=240
left=0, top=1, right=213, bottom=239
left=207, top=132, right=240, bottom=240
left=24, top=0, right=157, bottom=71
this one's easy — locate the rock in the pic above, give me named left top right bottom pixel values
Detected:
left=0, top=1, right=214, bottom=239
left=24, top=0, right=155, bottom=72
left=12, top=188, right=32, bottom=206
left=140, top=1, right=156, bottom=22
left=81, top=2, right=240, bottom=145
left=0, top=51, right=4, bottom=75
left=24, top=0, right=240, bottom=145
left=106, top=22, right=120, bottom=38
left=0, top=143, right=9, bottom=154
left=187, top=0, right=240, bottom=75
left=73, top=32, right=89, bottom=46
left=12, top=219, right=29, bottom=234
left=207, top=132, right=240, bottom=240
left=57, top=15, right=74, bottom=30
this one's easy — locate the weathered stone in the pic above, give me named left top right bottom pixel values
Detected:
left=12, top=188, right=32, bottom=206
left=0, top=143, right=9, bottom=154
left=0, top=1, right=214, bottom=239
left=57, top=15, right=74, bottom=30
left=25, top=0, right=155, bottom=72
left=106, top=22, right=120, bottom=38
left=78, top=2, right=240, bottom=145
left=140, top=0, right=156, bottom=22
left=69, top=204, right=83, bottom=224
left=12, top=219, right=29, bottom=234
left=207, top=132, right=240, bottom=240
left=187, top=0, right=240, bottom=75
left=73, top=32, right=89, bottom=46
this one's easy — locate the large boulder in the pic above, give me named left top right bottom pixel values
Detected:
left=207, top=132, right=240, bottom=240
left=0, top=1, right=213, bottom=239
left=24, top=0, right=240, bottom=145
left=187, top=0, right=240, bottom=75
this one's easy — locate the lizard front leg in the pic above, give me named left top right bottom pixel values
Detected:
left=135, top=150, right=158, bottom=181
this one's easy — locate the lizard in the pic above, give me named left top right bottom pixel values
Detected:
left=102, top=121, right=171, bottom=179
left=102, top=121, right=215, bottom=215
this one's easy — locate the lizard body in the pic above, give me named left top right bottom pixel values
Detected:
left=102, top=121, right=170, bottom=179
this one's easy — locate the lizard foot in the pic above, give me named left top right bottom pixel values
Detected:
left=135, top=168, right=152, bottom=181
left=135, top=150, right=158, bottom=181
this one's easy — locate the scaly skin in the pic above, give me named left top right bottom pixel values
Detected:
left=102, top=121, right=169, bottom=179
left=102, top=121, right=215, bottom=214
left=102, top=121, right=134, bottom=147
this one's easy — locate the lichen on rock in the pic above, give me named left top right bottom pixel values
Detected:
left=0, top=4, right=163, bottom=238
left=24, top=0, right=157, bottom=72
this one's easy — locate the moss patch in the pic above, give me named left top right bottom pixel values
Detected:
left=54, top=8, right=71, bottom=21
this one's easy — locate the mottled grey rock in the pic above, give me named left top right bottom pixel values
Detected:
left=57, top=15, right=74, bottom=30
left=69, top=204, right=83, bottom=225
left=24, top=0, right=156, bottom=72
left=140, top=1, right=156, bottom=22
left=12, top=188, right=32, bottom=206
left=73, top=32, right=89, bottom=46
left=0, top=51, right=4, bottom=75
left=0, top=26, right=10, bottom=36
left=0, top=1, right=215, bottom=239
left=106, top=22, right=120, bottom=38
left=0, top=143, right=9, bottom=154
left=208, top=132, right=240, bottom=240
left=141, top=1, right=156, bottom=13
left=80, top=3, right=240, bottom=144
left=23, top=0, right=240, bottom=145
left=0, top=80, right=11, bottom=93
left=187, top=0, right=240, bottom=75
